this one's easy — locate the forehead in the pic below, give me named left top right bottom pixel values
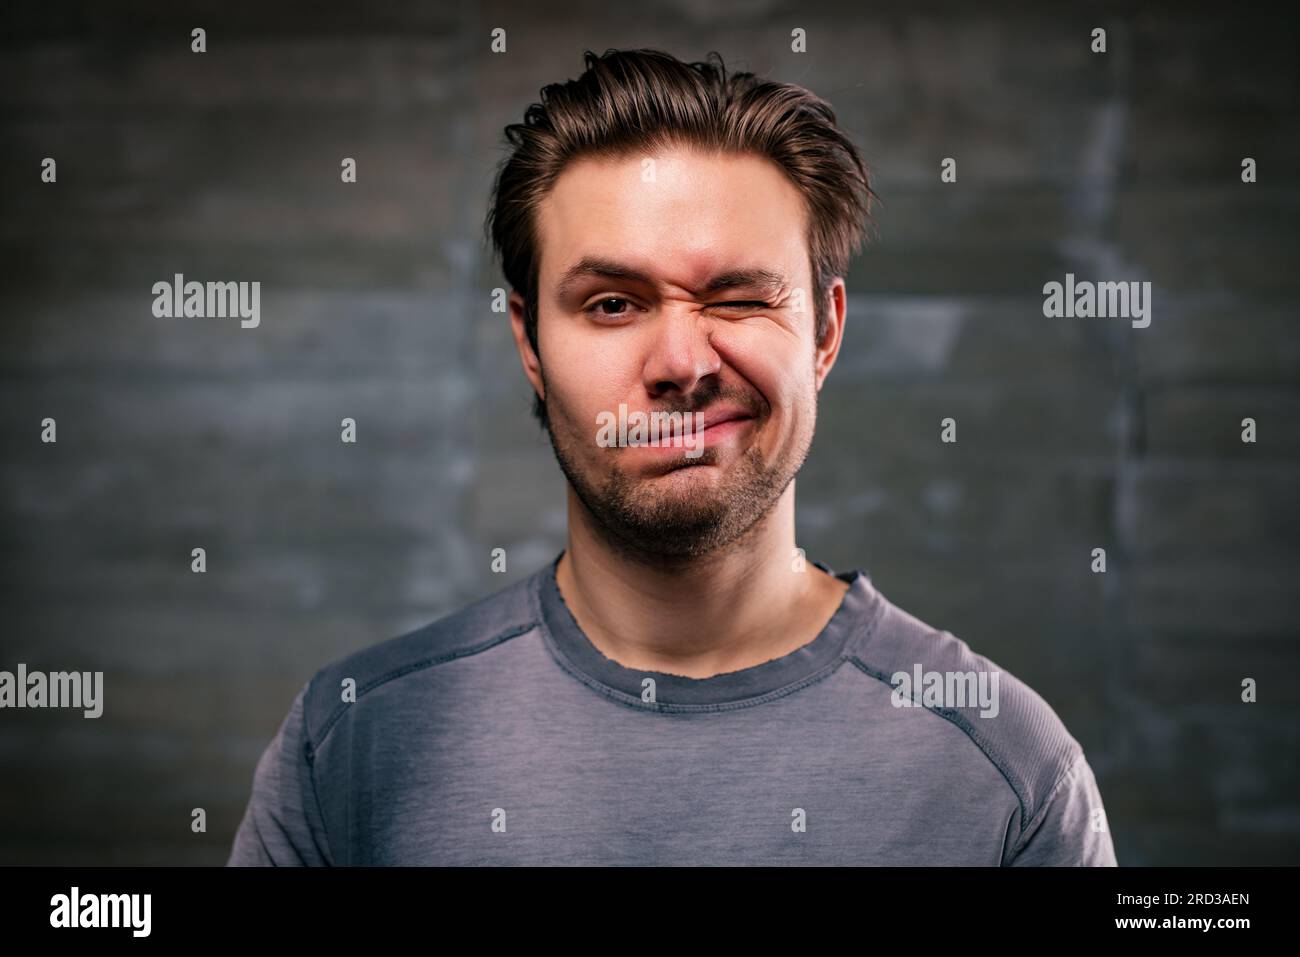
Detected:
left=534, top=146, right=811, bottom=292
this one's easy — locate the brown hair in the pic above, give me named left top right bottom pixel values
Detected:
left=483, top=48, right=876, bottom=428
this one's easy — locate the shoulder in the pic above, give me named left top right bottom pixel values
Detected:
left=298, top=566, right=545, bottom=749
left=844, top=580, right=1084, bottom=830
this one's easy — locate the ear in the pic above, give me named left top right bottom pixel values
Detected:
left=508, top=291, right=545, bottom=404
left=813, top=277, right=847, bottom=391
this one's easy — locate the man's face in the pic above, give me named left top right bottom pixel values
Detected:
left=513, top=144, right=843, bottom=561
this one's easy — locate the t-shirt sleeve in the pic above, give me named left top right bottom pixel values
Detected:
left=1005, top=750, right=1117, bottom=866
left=226, top=684, right=334, bottom=866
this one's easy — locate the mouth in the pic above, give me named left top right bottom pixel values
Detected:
left=620, top=407, right=757, bottom=465
left=697, top=413, right=754, bottom=440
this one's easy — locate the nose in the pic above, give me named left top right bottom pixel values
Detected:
left=641, top=307, right=722, bottom=401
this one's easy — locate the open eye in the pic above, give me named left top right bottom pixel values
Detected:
left=583, top=296, right=637, bottom=318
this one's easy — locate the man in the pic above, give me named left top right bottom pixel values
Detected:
left=228, top=48, right=1117, bottom=866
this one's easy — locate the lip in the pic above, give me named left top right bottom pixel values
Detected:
left=699, top=407, right=754, bottom=431
left=697, top=414, right=753, bottom=439
left=619, top=408, right=756, bottom=460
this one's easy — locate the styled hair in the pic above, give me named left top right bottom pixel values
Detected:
left=483, top=48, right=876, bottom=428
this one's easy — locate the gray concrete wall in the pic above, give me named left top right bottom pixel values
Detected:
left=1, top=1, right=1297, bottom=864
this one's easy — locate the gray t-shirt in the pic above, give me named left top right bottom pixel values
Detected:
left=227, top=553, right=1118, bottom=865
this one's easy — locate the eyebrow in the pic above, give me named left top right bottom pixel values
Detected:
left=554, top=256, right=789, bottom=302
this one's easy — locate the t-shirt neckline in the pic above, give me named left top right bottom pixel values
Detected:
left=535, top=550, right=876, bottom=708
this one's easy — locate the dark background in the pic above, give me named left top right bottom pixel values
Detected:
left=1, top=1, right=1297, bottom=865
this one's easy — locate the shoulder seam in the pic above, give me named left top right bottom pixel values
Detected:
left=303, top=730, right=335, bottom=865
left=1005, top=748, right=1084, bottom=862
left=846, top=655, right=1033, bottom=828
left=309, top=620, right=540, bottom=749
left=291, top=683, right=336, bottom=866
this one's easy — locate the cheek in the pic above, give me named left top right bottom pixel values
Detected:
left=713, top=325, right=809, bottom=410
left=540, top=326, right=634, bottom=423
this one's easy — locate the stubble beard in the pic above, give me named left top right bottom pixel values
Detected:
left=542, top=385, right=814, bottom=566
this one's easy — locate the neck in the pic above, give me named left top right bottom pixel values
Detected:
left=554, top=480, right=848, bottom=678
